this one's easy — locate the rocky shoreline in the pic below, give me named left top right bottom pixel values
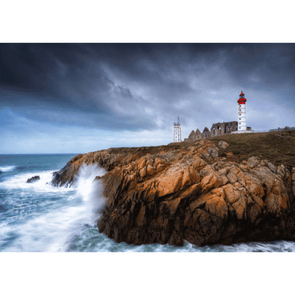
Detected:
left=51, top=140, right=295, bottom=247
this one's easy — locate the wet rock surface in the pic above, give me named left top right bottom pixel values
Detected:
left=52, top=141, right=295, bottom=247
left=26, top=176, right=40, bottom=183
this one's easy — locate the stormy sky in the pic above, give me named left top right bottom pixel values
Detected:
left=1, top=43, right=295, bottom=154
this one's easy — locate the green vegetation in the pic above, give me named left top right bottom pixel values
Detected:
left=108, top=144, right=182, bottom=156
left=209, top=130, right=295, bottom=167
left=107, top=130, right=295, bottom=168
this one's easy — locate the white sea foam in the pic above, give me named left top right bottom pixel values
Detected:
left=75, top=164, right=106, bottom=220
left=0, top=165, right=16, bottom=172
left=1, top=164, right=106, bottom=252
left=0, top=170, right=75, bottom=193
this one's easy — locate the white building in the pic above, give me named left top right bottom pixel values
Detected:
left=173, top=117, right=182, bottom=142
left=232, top=91, right=254, bottom=134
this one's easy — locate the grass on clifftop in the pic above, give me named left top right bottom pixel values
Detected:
left=107, top=130, right=295, bottom=169
left=168, top=130, right=295, bottom=168
left=209, top=130, right=295, bottom=168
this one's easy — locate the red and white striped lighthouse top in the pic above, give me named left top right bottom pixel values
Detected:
left=238, top=91, right=247, bottom=104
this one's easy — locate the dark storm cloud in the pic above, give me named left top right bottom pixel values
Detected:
left=0, top=44, right=158, bottom=130
left=221, top=44, right=295, bottom=88
left=0, top=43, right=294, bottom=132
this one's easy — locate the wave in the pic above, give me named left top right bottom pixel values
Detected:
left=0, top=170, right=75, bottom=193
left=0, top=166, right=16, bottom=172
left=0, top=164, right=106, bottom=252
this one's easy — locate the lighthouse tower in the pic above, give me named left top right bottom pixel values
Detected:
left=173, top=117, right=182, bottom=142
left=231, top=90, right=253, bottom=134
left=238, top=91, right=247, bottom=131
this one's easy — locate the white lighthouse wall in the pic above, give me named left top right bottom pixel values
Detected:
left=173, top=125, right=182, bottom=142
left=238, top=104, right=246, bottom=131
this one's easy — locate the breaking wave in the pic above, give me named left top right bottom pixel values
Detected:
left=0, top=165, right=16, bottom=172
left=0, top=164, right=106, bottom=252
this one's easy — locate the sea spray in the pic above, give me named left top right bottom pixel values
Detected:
left=0, top=170, right=73, bottom=193
left=75, top=163, right=106, bottom=221
left=47, top=163, right=107, bottom=251
left=0, top=163, right=106, bottom=251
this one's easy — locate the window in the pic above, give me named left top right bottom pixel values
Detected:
left=239, top=122, right=241, bottom=124
left=239, top=118, right=241, bottom=120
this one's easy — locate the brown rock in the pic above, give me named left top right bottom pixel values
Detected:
left=277, top=165, right=286, bottom=178
left=157, top=168, right=183, bottom=197
left=223, top=184, right=240, bottom=204
left=146, top=165, right=156, bottom=176
left=52, top=139, right=295, bottom=247
left=227, top=172, right=238, bottom=184
left=218, top=141, right=229, bottom=149
left=247, top=156, right=260, bottom=168
left=27, top=175, right=40, bottom=183
left=208, top=147, right=219, bottom=159
left=138, top=158, right=147, bottom=170
left=232, top=196, right=247, bottom=220
left=201, top=172, right=223, bottom=193
left=268, top=162, right=277, bottom=174
left=204, top=188, right=228, bottom=219
left=140, top=167, right=147, bottom=178
left=199, top=165, right=214, bottom=177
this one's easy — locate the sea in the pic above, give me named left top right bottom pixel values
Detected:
left=1, top=153, right=295, bottom=252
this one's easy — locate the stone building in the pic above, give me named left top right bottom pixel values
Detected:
left=184, top=121, right=238, bottom=142
left=211, top=121, right=239, bottom=136
left=203, top=127, right=211, bottom=139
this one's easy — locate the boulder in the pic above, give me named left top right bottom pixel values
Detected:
left=218, top=141, right=229, bottom=149
left=27, top=176, right=40, bottom=183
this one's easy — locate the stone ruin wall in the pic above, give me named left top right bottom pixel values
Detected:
left=184, top=121, right=238, bottom=142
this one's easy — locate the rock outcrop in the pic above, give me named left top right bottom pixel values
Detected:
left=27, top=176, right=40, bottom=183
left=51, top=141, right=295, bottom=247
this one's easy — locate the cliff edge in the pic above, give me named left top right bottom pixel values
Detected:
left=51, top=131, right=295, bottom=246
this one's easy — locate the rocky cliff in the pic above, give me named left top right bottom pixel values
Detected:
left=51, top=140, right=295, bottom=247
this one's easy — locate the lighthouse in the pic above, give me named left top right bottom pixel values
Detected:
left=238, top=91, right=247, bottom=131
left=231, top=90, right=254, bottom=134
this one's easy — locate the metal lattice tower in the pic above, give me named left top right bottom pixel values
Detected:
left=173, top=117, right=182, bottom=142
